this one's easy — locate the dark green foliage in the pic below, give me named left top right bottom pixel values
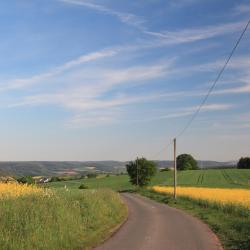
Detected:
left=17, top=176, right=34, bottom=185
left=160, top=168, right=171, bottom=172
left=50, top=176, right=61, bottom=182
left=237, top=157, right=250, bottom=169
left=126, top=157, right=157, bottom=187
left=87, top=173, right=97, bottom=178
left=78, top=184, right=88, bottom=189
left=177, top=154, right=198, bottom=170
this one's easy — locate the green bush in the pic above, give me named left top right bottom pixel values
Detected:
left=237, top=157, right=250, bottom=169
left=17, top=176, right=34, bottom=185
left=79, top=184, right=88, bottom=189
left=160, top=168, right=171, bottom=172
left=87, top=173, right=97, bottom=178
left=50, top=176, right=61, bottom=182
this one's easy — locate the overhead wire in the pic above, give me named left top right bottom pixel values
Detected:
left=150, top=18, right=250, bottom=159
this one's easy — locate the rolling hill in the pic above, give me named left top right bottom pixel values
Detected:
left=0, top=160, right=236, bottom=177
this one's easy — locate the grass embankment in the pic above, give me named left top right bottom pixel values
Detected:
left=137, top=188, right=250, bottom=250
left=0, top=185, right=127, bottom=250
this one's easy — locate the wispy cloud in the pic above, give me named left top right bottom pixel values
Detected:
left=60, top=0, right=246, bottom=47
left=145, top=20, right=247, bottom=43
left=0, top=48, right=118, bottom=91
left=235, top=4, right=250, bottom=14
left=60, top=0, right=146, bottom=28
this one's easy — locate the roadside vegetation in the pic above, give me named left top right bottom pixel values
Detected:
left=0, top=183, right=127, bottom=250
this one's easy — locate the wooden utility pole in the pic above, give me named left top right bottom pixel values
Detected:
left=173, top=138, right=177, bottom=200
left=136, top=158, right=139, bottom=186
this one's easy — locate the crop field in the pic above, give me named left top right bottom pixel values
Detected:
left=48, top=169, right=250, bottom=190
left=152, top=186, right=250, bottom=209
left=0, top=182, right=45, bottom=197
left=0, top=183, right=127, bottom=250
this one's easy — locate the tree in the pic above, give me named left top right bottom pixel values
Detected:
left=126, top=157, right=157, bottom=187
left=17, top=176, right=35, bottom=185
left=87, top=173, right=97, bottom=178
left=177, top=154, right=198, bottom=170
left=237, top=157, right=250, bottom=169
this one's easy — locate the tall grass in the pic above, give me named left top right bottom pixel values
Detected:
left=0, top=189, right=127, bottom=250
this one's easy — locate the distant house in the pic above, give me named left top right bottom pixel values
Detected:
left=38, top=177, right=49, bottom=184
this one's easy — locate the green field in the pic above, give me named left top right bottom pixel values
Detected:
left=48, top=169, right=250, bottom=190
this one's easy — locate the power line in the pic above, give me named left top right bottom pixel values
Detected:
left=150, top=18, right=250, bottom=159
left=150, top=140, right=173, bottom=159
left=175, top=19, right=250, bottom=139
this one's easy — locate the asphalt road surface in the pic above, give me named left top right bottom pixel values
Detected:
left=95, top=193, right=222, bottom=250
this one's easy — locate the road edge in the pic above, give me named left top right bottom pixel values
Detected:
left=91, top=193, right=129, bottom=250
left=136, top=192, right=224, bottom=250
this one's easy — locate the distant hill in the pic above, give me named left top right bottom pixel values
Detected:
left=0, top=161, right=126, bottom=177
left=0, top=160, right=236, bottom=177
left=154, top=160, right=237, bottom=169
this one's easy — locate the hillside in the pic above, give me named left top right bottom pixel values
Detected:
left=0, top=160, right=236, bottom=177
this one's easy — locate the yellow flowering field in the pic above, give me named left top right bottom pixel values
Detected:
left=152, top=186, right=250, bottom=209
left=0, top=183, right=44, bottom=198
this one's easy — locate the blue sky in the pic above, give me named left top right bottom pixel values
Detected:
left=0, top=0, right=250, bottom=161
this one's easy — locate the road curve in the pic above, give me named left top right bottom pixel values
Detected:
left=95, top=193, right=222, bottom=250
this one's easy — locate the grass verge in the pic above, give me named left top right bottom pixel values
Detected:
left=0, top=189, right=127, bottom=250
left=136, top=188, right=250, bottom=250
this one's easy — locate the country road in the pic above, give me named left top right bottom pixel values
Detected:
left=95, top=193, right=222, bottom=250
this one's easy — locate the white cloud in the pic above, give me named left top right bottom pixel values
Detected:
left=145, top=20, right=247, bottom=44
left=0, top=48, right=119, bottom=91
left=60, top=0, right=145, bottom=28
left=60, top=0, right=246, bottom=47
left=235, top=4, right=250, bottom=14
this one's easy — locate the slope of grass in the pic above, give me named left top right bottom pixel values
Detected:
left=138, top=189, right=250, bottom=250
left=0, top=189, right=127, bottom=250
left=48, top=169, right=250, bottom=190
left=49, top=174, right=132, bottom=191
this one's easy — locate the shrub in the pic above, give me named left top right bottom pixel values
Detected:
left=17, top=176, right=34, bottom=185
left=87, top=173, right=97, bottom=178
left=79, top=184, right=88, bottom=189
left=160, top=168, right=171, bottom=172
left=50, top=176, right=61, bottom=182
left=237, top=157, right=250, bottom=169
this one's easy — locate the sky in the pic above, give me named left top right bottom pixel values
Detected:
left=0, top=0, right=249, bottom=161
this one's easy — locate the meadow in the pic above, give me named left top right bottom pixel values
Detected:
left=48, top=168, right=250, bottom=190
left=0, top=183, right=127, bottom=250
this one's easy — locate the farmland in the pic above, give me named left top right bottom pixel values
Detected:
left=48, top=168, right=250, bottom=190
